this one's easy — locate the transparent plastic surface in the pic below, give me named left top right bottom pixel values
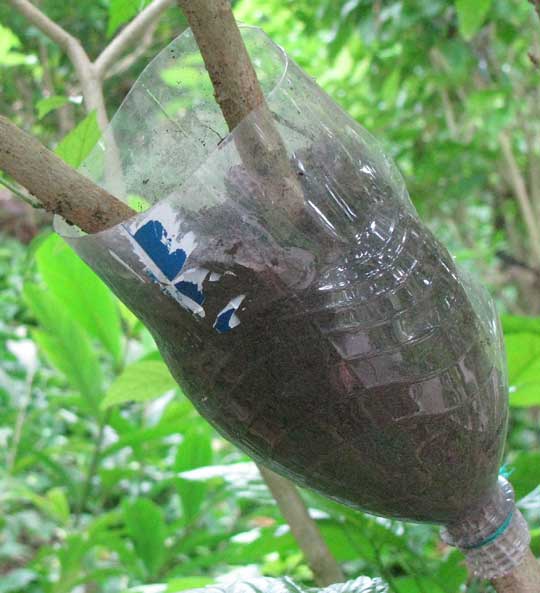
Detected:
left=57, top=27, right=509, bottom=524
left=442, top=477, right=530, bottom=578
left=168, top=576, right=388, bottom=593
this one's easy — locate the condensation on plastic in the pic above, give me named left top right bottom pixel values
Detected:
left=56, top=27, right=510, bottom=525
left=442, top=477, right=530, bottom=578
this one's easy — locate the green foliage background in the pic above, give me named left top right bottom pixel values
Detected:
left=1, top=1, right=540, bottom=593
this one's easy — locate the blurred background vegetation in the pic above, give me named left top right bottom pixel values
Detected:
left=1, top=1, right=540, bottom=592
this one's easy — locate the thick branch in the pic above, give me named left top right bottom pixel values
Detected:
left=258, top=466, right=344, bottom=586
left=177, top=0, right=304, bottom=218
left=95, top=0, right=176, bottom=80
left=177, top=0, right=264, bottom=130
left=491, top=549, right=540, bottom=593
left=0, top=116, right=133, bottom=233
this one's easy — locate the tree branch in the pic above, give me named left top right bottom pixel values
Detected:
left=258, top=466, right=344, bottom=586
left=0, top=116, right=134, bottom=233
left=491, top=549, right=540, bottom=593
left=95, top=0, right=176, bottom=80
left=8, top=0, right=92, bottom=78
left=104, top=20, right=159, bottom=80
left=177, top=0, right=304, bottom=218
left=8, top=0, right=74, bottom=50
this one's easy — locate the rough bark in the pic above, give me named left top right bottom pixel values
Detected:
left=177, top=0, right=305, bottom=218
left=0, top=116, right=133, bottom=233
left=491, top=549, right=540, bottom=593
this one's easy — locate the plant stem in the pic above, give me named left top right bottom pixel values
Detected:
left=75, top=409, right=112, bottom=523
left=258, top=466, right=344, bottom=586
left=491, top=549, right=540, bottom=593
left=0, top=176, right=41, bottom=209
left=7, top=370, right=35, bottom=474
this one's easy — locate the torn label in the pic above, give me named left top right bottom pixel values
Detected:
left=132, top=220, right=187, bottom=280
left=124, top=202, right=197, bottom=282
left=122, top=205, right=204, bottom=317
left=173, top=267, right=209, bottom=306
left=214, top=295, right=246, bottom=334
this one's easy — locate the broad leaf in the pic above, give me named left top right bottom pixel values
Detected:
left=108, top=0, right=151, bottom=37
left=175, top=428, right=213, bottom=524
left=123, top=498, right=166, bottom=578
left=510, top=451, right=540, bottom=500
left=36, top=96, right=69, bottom=120
left=0, top=24, right=29, bottom=67
left=505, top=333, right=540, bottom=407
left=35, top=234, right=122, bottom=365
left=101, top=359, right=176, bottom=408
left=502, top=314, right=540, bottom=335
left=55, top=111, right=101, bottom=168
left=24, top=283, right=104, bottom=412
left=455, top=0, right=492, bottom=40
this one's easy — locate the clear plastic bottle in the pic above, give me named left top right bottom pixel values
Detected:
left=58, top=27, right=508, bottom=526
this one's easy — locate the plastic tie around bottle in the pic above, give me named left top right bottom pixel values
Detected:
left=441, top=477, right=530, bottom=579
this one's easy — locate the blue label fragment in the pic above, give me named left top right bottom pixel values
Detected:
left=123, top=207, right=247, bottom=332
left=175, top=280, right=205, bottom=305
left=133, top=220, right=187, bottom=281
left=214, top=308, right=236, bottom=333
left=213, top=295, right=246, bottom=334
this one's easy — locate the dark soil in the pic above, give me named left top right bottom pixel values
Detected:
left=80, top=138, right=508, bottom=525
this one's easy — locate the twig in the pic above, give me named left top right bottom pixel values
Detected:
left=0, top=176, right=42, bottom=209
left=258, top=466, right=344, bottom=586
left=104, top=20, right=160, bottom=80
left=8, top=0, right=174, bottom=194
left=95, top=0, right=176, bottom=79
left=499, top=132, right=540, bottom=265
left=6, top=369, right=36, bottom=474
left=0, top=116, right=134, bottom=233
left=527, top=1, right=540, bottom=65
left=75, top=409, right=112, bottom=523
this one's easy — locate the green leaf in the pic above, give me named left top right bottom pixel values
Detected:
left=101, top=359, right=176, bottom=408
left=505, top=333, right=540, bottom=407
left=36, top=95, right=69, bottom=120
left=44, top=487, right=71, bottom=525
left=123, top=498, right=166, bottom=578
left=175, top=428, right=213, bottom=524
left=0, top=24, right=29, bottom=67
left=55, top=111, right=101, bottom=168
left=510, top=451, right=540, bottom=499
left=502, top=314, right=540, bottom=335
left=455, top=0, right=492, bottom=40
left=108, top=0, right=151, bottom=37
left=24, top=283, right=104, bottom=412
left=35, top=234, right=122, bottom=364
left=6, top=481, right=70, bottom=525
left=166, top=578, right=215, bottom=593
